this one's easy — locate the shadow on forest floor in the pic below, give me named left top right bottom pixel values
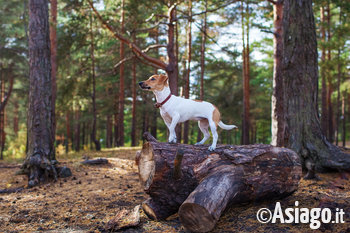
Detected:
left=0, top=147, right=350, bottom=232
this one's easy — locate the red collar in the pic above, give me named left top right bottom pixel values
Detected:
left=154, top=93, right=172, bottom=108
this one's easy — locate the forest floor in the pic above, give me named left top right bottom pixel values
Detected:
left=0, top=147, right=350, bottom=233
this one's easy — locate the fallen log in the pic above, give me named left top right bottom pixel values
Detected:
left=137, top=132, right=302, bottom=232
left=81, top=158, right=109, bottom=165
left=0, top=186, right=25, bottom=194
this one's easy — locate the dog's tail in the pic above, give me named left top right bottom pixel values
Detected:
left=218, top=121, right=238, bottom=130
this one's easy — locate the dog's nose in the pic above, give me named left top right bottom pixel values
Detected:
left=138, top=82, right=143, bottom=86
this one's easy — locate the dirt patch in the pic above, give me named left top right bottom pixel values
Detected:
left=0, top=149, right=350, bottom=232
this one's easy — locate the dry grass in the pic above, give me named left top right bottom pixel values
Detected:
left=0, top=147, right=349, bottom=232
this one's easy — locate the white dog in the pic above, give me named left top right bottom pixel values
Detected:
left=139, top=74, right=237, bottom=151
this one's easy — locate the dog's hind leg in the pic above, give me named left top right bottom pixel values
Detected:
left=195, top=119, right=210, bottom=145
left=208, top=119, right=218, bottom=151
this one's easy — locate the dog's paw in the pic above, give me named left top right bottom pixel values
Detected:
left=168, top=138, right=177, bottom=144
left=195, top=142, right=203, bottom=145
left=208, top=145, right=216, bottom=151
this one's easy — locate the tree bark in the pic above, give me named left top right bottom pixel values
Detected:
left=137, top=132, right=301, bottom=232
left=106, top=115, right=112, bottom=148
left=281, top=0, right=350, bottom=172
left=113, top=111, right=118, bottom=147
left=0, top=65, right=14, bottom=113
left=50, top=0, right=57, bottom=154
left=22, top=0, right=57, bottom=187
left=0, top=69, right=5, bottom=160
left=166, top=4, right=178, bottom=95
left=197, top=0, right=207, bottom=143
left=200, top=0, right=207, bottom=102
left=326, top=3, right=334, bottom=143
left=131, top=33, right=137, bottom=147
left=0, top=86, right=6, bottom=160
left=341, top=94, right=346, bottom=147
left=241, top=0, right=250, bottom=145
left=320, top=6, right=328, bottom=136
left=150, top=25, right=159, bottom=140
left=271, top=0, right=284, bottom=146
left=183, top=0, right=192, bottom=145
left=13, top=99, right=19, bottom=136
left=74, top=110, right=80, bottom=151
left=117, top=0, right=125, bottom=147
left=89, top=10, right=101, bottom=151
left=65, top=111, right=70, bottom=153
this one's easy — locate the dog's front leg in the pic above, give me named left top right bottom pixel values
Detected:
left=168, top=113, right=180, bottom=143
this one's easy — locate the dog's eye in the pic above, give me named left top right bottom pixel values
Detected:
left=151, top=78, right=156, bottom=81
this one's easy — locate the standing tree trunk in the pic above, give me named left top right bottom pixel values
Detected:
left=89, top=10, right=101, bottom=151
left=326, top=3, right=334, bottom=143
left=74, top=110, right=80, bottom=151
left=82, top=122, right=86, bottom=148
left=0, top=70, right=5, bottom=160
left=335, top=48, right=341, bottom=145
left=131, top=32, right=137, bottom=146
left=241, top=0, right=250, bottom=145
left=49, top=0, right=57, bottom=154
left=320, top=6, right=328, bottom=136
left=65, top=111, right=70, bottom=153
left=13, top=99, right=19, bottom=136
left=281, top=0, right=350, bottom=172
left=106, top=115, right=113, bottom=148
left=117, top=0, right=125, bottom=147
left=270, top=0, right=284, bottom=146
left=183, top=0, right=192, bottom=145
left=151, top=23, right=159, bottom=140
left=22, top=0, right=57, bottom=187
left=166, top=4, right=178, bottom=95
left=114, top=111, right=118, bottom=147
left=341, top=94, right=346, bottom=147
left=197, top=0, right=207, bottom=143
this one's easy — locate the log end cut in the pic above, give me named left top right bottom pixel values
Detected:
left=179, top=203, right=216, bottom=233
left=138, top=142, right=155, bottom=190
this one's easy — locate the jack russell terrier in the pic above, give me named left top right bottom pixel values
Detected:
left=139, top=74, right=237, bottom=151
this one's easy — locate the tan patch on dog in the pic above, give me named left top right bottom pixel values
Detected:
left=212, top=106, right=221, bottom=126
left=193, top=100, right=203, bottom=102
left=142, top=74, right=169, bottom=91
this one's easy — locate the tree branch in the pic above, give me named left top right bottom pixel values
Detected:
left=142, top=44, right=166, bottom=53
left=266, top=0, right=277, bottom=4
left=87, top=0, right=167, bottom=70
left=114, top=56, right=135, bottom=69
left=113, top=44, right=166, bottom=70
left=261, top=29, right=279, bottom=37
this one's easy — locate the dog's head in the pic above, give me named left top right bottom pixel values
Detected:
left=139, top=74, right=169, bottom=91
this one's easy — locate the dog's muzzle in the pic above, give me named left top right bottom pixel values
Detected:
left=138, top=82, right=151, bottom=90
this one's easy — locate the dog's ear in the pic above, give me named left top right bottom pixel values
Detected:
left=160, top=74, right=168, bottom=84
